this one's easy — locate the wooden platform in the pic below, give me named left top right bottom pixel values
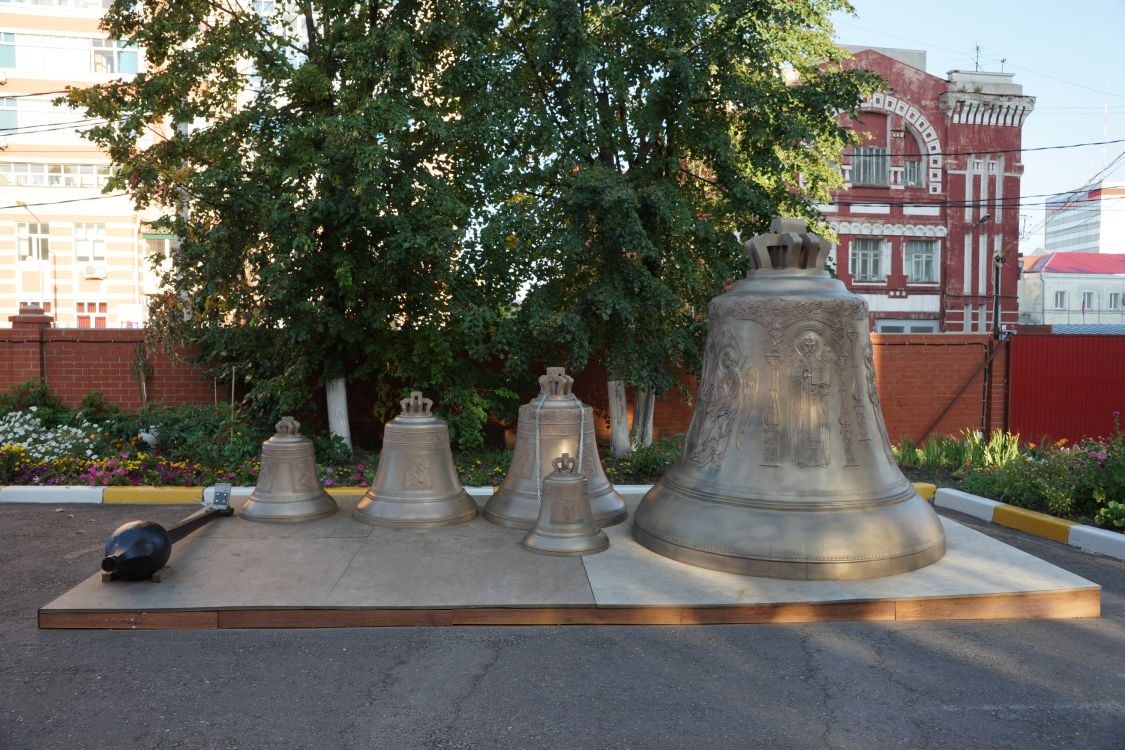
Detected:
left=39, top=494, right=1101, bottom=629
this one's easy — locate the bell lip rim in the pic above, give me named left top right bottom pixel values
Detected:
left=238, top=505, right=339, bottom=523
left=632, top=524, right=946, bottom=579
left=648, top=474, right=919, bottom=511
left=351, top=506, right=479, bottom=528
left=520, top=533, right=610, bottom=556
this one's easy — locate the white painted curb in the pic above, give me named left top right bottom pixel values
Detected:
left=1068, top=525, right=1125, bottom=561
left=0, top=486, right=104, bottom=504
left=933, top=488, right=1001, bottom=522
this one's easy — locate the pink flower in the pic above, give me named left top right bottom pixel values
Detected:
left=357, top=464, right=365, bottom=471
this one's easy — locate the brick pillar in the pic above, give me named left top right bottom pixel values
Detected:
left=7, top=305, right=54, bottom=382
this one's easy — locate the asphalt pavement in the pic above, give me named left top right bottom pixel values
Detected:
left=0, top=503, right=1122, bottom=750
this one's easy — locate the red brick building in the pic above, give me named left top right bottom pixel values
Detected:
left=828, top=47, right=1035, bottom=333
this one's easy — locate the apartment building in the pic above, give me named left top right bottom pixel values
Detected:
left=1, top=0, right=166, bottom=328
left=1044, top=180, right=1125, bottom=254
left=1018, top=252, right=1125, bottom=325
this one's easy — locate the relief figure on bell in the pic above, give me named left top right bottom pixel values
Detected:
left=685, top=328, right=757, bottom=468
left=789, top=331, right=832, bottom=467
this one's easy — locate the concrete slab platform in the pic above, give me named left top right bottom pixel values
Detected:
left=39, top=495, right=1100, bottom=629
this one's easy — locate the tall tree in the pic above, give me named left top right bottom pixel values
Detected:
left=68, top=0, right=504, bottom=448
left=468, top=0, right=879, bottom=455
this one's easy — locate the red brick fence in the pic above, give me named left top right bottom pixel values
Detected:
left=4, top=309, right=1122, bottom=445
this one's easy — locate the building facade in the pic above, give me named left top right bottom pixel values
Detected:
left=1018, top=252, right=1125, bottom=326
left=827, top=47, right=1034, bottom=333
left=0, top=1, right=165, bottom=329
left=1044, top=180, right=1125, bottom=254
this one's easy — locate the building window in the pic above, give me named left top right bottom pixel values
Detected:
left=877, top=319, right=937, bottom=333
left=0, top=162, right=113, bottom=188
left=0, top=33, right=14, bottom=69
left=849, top=238, right=885, bottom=282
left=1054, top=291, right=1067, bottom=309
left=1110, top=292, right=1122, bottom=310
left=0, top=97, right=16, bottom=130
left=904, top=159, right=923, bottom=187
left=18, top=301, right=52, bottom=314
left=76, top=301, right=107, bottom=329
left=91, top=38, right=139, bottom=74
left=252, top=0, right=276, bottom=15
left=17, top=222, right=49, bottom=261
left=905, top=239, right=937, bottom=283
left=74, top=223, right=106, bottom=262
left=851, top=147, right=888, bottom=186
left=1082, top=291, right=1095, bottom=311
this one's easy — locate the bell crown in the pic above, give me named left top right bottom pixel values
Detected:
left=743, top=217, right=831, bottom=273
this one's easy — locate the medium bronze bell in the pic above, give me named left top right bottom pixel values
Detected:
left=484, top=367, right=627, bottom=530
left=240, top=416, right=338, bottom=523
left=632, top=218, right=945, bottom=580
left=354, top=391, right=478, bottom=528
left=522, top=453, right=609, bottom=556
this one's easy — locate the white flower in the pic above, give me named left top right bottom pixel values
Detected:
left=28, top=406, right=37, bottom=412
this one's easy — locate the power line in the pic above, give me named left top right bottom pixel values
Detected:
left=846, top=137, right=1125, bottom=159
left=0, top=193, right=130, bottom=211
left=0, top=119, right=106, bottom=136
left=0, top=90, right=71, bottom=100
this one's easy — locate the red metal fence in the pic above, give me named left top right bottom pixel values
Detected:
left=1007, top=334, right=1125, bottom=443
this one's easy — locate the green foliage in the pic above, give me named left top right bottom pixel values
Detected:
left=468, top=1, right=880, bottom=409
left=0, top=380, right=69, bottom=428
left=894, top=439, right=919, bottom=468
left=142, top=406, right=264, bottom=467
left=312, top=433, right=352, bottom=465
left=1094, top=500, right=1125, bottom=530
left=68, top=0, right=508, bottom=445
left=630, top=434, right=684, bottom=480
left=453, top=448, right=513, bottom=487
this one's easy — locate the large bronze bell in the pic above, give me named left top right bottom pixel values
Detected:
left=522, top=453, right=609, bottom=556
left=240, top=416, right=338, bottom=523
left=353, top=391, right=478, bottom=528
left=484, top=367, right=627, bottom=530
left=632, top=218, right=945, bottom=580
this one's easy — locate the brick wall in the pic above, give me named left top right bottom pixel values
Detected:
left=1, top=310, right=1008, bottom=447
left=573, top=333, right=1007, bottom=446
left=1, top=309, right=215, bottom=411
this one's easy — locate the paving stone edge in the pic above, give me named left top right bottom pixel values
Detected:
left=2, top=482, right=1120, bottom=562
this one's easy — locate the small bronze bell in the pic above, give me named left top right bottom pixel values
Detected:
left=485, top=367, right=627, bottom=530
left=354, top=391, right=478, bottom=528
left=240, top=416, right=338, bottom=523
left=522, top=453, right=609, bottom=556
left=632, top=218, right=945, bottom=580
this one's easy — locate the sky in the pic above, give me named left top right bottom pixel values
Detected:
left=830, top=0, right=1125, bottom=254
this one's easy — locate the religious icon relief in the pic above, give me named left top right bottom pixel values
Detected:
left=864, top=343, right=896, bottom=464
left=686, top=327, right=758, bottom=468
left=788, top=331, right=833, bottom=468
left=409, top=456, right=432, bottom=489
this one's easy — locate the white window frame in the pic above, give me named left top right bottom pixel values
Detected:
left=851, top=147, right=888, bottom=186
left=903, top=158, right=924, bottom=187
left=1081, top=291, right=1095, bottom=311
left=17, top=222, right=49, bottom=261
left=1053, top=291, right=1067, bottom=310
left=904, top=239, right=939, bottom=284
left=877, top=319, right=938, bottom=333
left=75, top=300, right=108, bottom=329
left=1109, top=292, right=1122, bottom=310
left=74, top=222, right=106, bottom=262
left=850, top=238, right=887, bottom=284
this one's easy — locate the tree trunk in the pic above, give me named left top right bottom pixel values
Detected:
left=632, top=384, right=655, bottom=449
left=325, top=375, right=353, bottom=454
left=607, top=377, right=631, bottom=458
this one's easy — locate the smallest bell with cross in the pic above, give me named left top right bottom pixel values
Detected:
left=240, top=416, right=338, bottom=523
left=354, top=391, right=478, bottom=528
left=522, top=453, right=609, bottom=556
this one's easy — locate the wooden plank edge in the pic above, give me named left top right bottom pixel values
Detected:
left=38, top=609, right=217, bottom=630
left=895, top=588, right=1101, bottom=621
left=39, top=589, right=1101, bottom=630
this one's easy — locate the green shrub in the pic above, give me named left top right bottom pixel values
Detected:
left=0, top=380, right=69, bottom=427
left=894, top=439, right=919, bottom=468
left=630, top=435, right=684, bottom=481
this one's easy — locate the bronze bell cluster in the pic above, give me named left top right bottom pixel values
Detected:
left=240, top=416, right=339, bottom=523
left=485, top=367, right=627, bottom=530
left=522, top=453, right=609, bottom=556
left=632, top=218, right=946, bottom=580
left=354, top=392, right=478, bottom=528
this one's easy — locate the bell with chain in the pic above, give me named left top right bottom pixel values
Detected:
left=522, top=453, right=609, bottom=556
left=353, top=391, right=478, bottom=528
left=240, top=416, right=338, bottom=523
left=484, top=367, right=627, bottom=530
left=632, top=218, right=945, bottom=580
